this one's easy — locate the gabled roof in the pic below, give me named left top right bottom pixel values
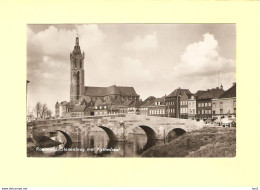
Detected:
left=60, top=101, right=69, bottom=106
left=78, top=95, right=92, bottom=103
left=109, top=104, right=120, bottom=111
left=72, top=105, right=86, bottom=112
left=148, top=97, right=165, bottom=106
left=195, top=88, right=224, bottom=100
left=128, top=100, right=143, bottom=108
left=219, top=84, right=236, bottom=99
left=120, top=100, right=133, bottom=107
left=167, top=88, right=192, bottom=98
left=140, top=96, right=156, bottom=107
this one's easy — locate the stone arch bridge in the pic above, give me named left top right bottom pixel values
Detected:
left=29, top=114, right=204, bottom=142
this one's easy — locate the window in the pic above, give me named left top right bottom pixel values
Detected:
left=208, top=102, right=211, bottom=106
left=202, top=103, right=204, bottom=107
left=205, top=103, right=208, bottom=107
left=198, top=103, right=201, bottom=107
left=99, top=106, right=102, bottom=109
left=220, top=109, right=223, bottom=114
left=209, top=110, right=211, bottom=114
left=213, top=111, right=215, bottom=115
left=202, top=110, right=204, bottom=114
left=104, top=106, right=106, bottom=109
left=198, top=110, right=200, bottom=114
left=220, top=102, right=223, bottom=108
left=213, top=103, right=216, bottom=108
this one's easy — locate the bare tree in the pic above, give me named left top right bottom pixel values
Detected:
left=46, top=109, right=52, bottom=119
left=40, top=103, right=48, bottom=119
left=33, top=102, right=51, bottom=119
left=33, top=102, right=42, bottom=119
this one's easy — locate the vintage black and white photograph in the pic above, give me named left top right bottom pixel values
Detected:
left=26, top=24, right=236, bottom=157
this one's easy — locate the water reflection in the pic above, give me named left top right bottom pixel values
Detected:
left=30, top=130, right=166, bottom=157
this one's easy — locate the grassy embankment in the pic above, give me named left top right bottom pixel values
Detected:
left=142, top=127, right=236, bottom=157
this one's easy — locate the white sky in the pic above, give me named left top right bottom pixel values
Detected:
left=27, top=24, right=236, bottom=114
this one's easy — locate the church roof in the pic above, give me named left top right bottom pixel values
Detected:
left=84, top=85, right=138, bottom=97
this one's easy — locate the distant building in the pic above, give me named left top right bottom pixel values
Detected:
left=212, top=83, right=236, bottom=120
left=70, top=105, right=87, bottom=117
left=119, top=100, right=133, bottom=114
left=127, top=100, right=142, bottom=115
left=139, top=96, right=156, bottom=115
left=195, top=85, right=224, bottom=120
left=165, top=88, right=192, bottom=118
left=148, top=97, right=166, bottom=117
left=188, top=95, right=196, bottom=119
left=94, top=103, right=109, bottom=116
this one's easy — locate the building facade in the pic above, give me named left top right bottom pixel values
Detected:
left=148, top=97, right=166, bottom=117
left=188, top=95, right=196, bottom=119
left=212, top=83, right=236, bottom=120
left=165, top=88, right=192, bottom=118
left=195, top=86, right=224, bottom=120
left=139, top=96, right=156, bottom=116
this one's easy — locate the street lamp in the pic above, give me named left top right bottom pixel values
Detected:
left=26, top=80, right=30, bottom=121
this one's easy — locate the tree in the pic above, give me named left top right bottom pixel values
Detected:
left=33, top=102, right=42, bottom=119
left=46, top=109, right=52, bottom=119
left=33, top=102, right=51, bottom=119
left=40, top=103, right=48, bottom=119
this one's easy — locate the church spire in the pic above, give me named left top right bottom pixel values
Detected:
left=75, top=36, right=79, bottom=46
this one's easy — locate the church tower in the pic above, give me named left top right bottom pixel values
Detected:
left=70, top=37, right=85, bottom=102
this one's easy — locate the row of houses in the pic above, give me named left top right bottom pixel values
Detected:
left=56, top=83, right=236, bottom=121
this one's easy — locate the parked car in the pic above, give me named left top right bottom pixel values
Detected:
left=221, top=118, right=233, bottom=127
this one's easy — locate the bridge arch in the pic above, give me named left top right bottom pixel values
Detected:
left=56, top=130, right=73, bottom=148
left=166, top=128, right=186, bottom=142
left=138, top=125, right=157, bottom=140
left=98, top=126, right=117, bottom=141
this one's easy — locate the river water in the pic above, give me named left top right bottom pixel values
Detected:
left=30, top=130, right=169, bottom=157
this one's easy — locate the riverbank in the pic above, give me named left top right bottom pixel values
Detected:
left=142, top=127, right=236, bottom=157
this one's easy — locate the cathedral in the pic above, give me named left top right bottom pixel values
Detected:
left=55, top=37, right=140, bottom=118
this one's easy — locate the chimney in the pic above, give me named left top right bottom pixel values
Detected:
left=220, top=84, right=223, bottom=90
